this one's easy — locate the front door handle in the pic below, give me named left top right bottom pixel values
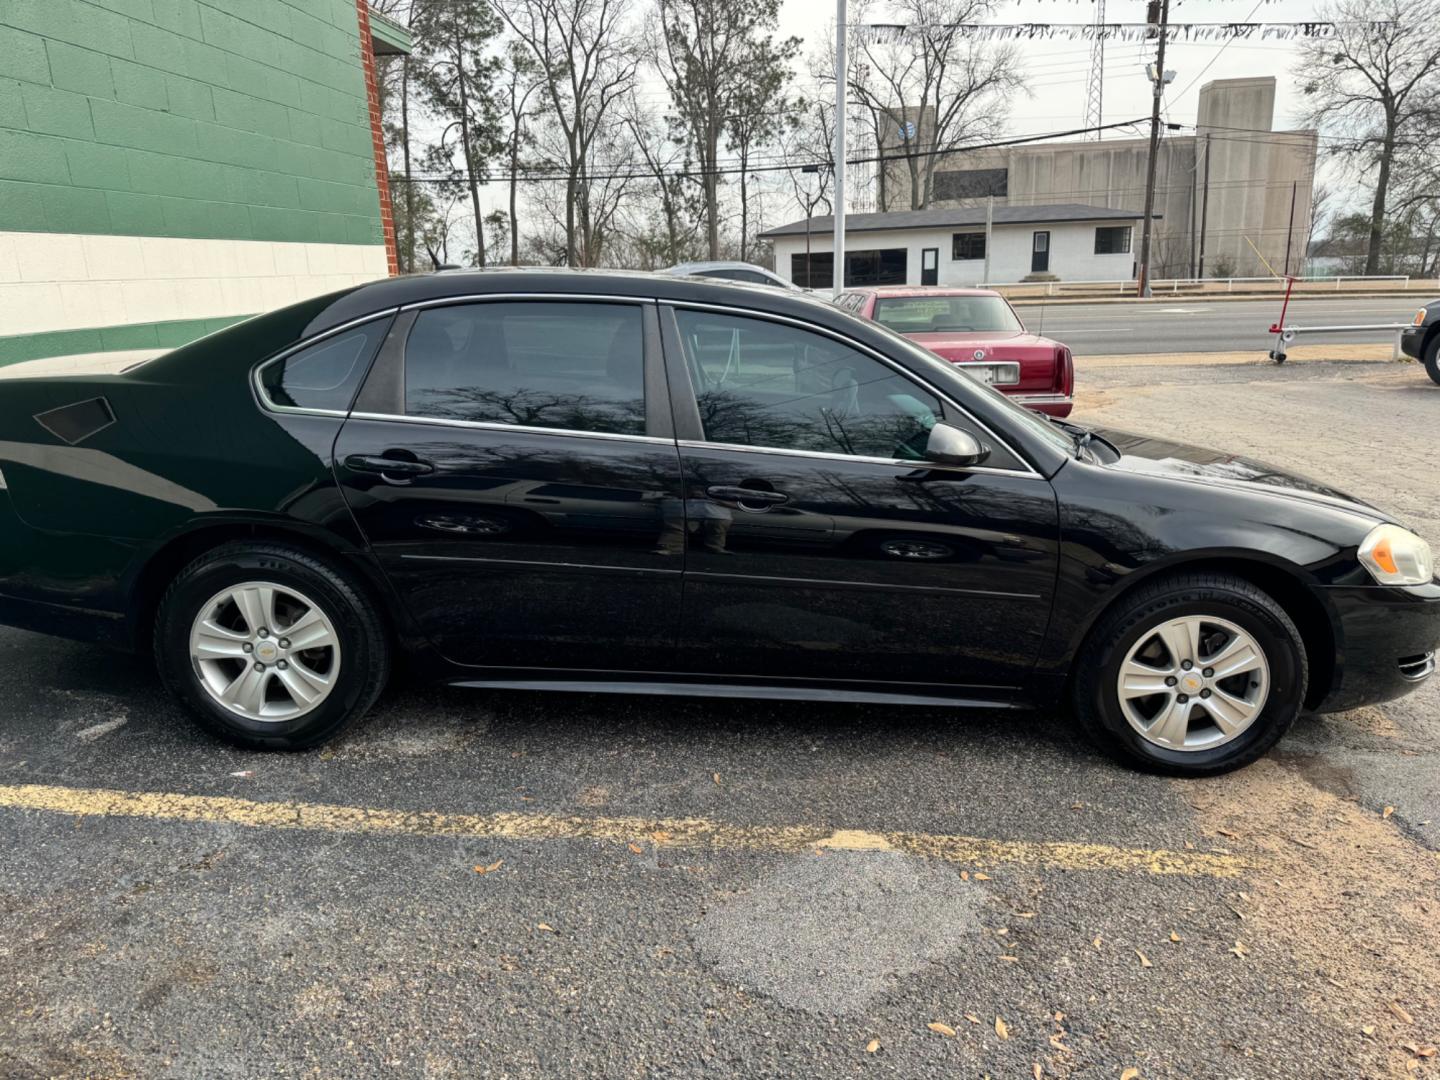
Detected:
left=706, top=485, right=789, bottom=506
left=345, top=453, right=435, bottom=480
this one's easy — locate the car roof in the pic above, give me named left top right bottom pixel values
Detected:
left=665, top=261, right=781, bottom=275
left=305, top=267, right=835, bottom=337
left=850, top=286, right=1002, bottom=298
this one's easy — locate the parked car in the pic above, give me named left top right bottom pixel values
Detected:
left=663, top=261, right=801, bottom=290
left=1400, top=299, right=1440, bottom=385
left=836, top=286, right=1074, bottom=417
left=0, top=270, right=1435, bottom=775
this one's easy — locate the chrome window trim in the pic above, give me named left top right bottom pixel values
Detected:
left=347, top=411, right=675, bottom=446
left=674, top=439, right=1042, bottom=480
left=400, top=292, right=657, bottom=312
left=666, top=299, right=1040, bottom=477
left=251, top=309, right=400, bottom=418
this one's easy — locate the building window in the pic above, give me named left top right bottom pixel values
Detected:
left=952, top=232, right=986, bottom=260
left=1095, top=226, right=1132, bottom=255
left=791, top=249, right=907, bottom=288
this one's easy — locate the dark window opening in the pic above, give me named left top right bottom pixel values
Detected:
left=952, top=232, right=986, bottom=260
left=1095, top=226, right=1133, bottom=255
left=260, top=320, right=390, bottom=412
left=791, top=249, right=907, bottom=288
left=403, top=301, right=645, bottom=435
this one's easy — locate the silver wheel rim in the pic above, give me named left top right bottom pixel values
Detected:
left=1116, top=614, right=1270, bottom=752
left=189, top=581, right=342, bottom=722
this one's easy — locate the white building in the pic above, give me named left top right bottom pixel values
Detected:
left=759, top=204, right=1150, bottom=289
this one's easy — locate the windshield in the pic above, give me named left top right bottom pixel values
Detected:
left=873, top=295, right=1024, bottom=334
left=859, top=318, right=1077, bottom=457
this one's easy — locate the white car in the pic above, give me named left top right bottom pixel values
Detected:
left=663, top=261, right=802, bottom=290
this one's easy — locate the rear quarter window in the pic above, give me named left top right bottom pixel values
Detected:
left=258, top=319, right=391, bottom=413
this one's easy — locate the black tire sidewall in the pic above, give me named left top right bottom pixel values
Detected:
left=1424, top=335, right=1440, bottom=387
left=156, top=547, right=384, bottom=748
left=1086, top=589, right=1304, bottom=774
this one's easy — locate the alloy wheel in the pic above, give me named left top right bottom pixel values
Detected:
left=188, top=581, right=342, bottom=721
left=1116, top=614, right=1270, bottom=751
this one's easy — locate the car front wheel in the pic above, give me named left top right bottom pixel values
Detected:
left=1424, top=335, right=1440, bottom=387
left=155, top=542, right=390, bottom=750
left=1072, top=572, right=1307, bottom=775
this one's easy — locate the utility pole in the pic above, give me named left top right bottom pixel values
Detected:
left=1283, top=179, right=1297, bottom=276
left=1196, top=133, right=1211, bottom=278
left=1136, top=0, right=1169, bottom=297
left=983, top=195, right=994, bottom=285
left=833, top=0, right=847, bottom=297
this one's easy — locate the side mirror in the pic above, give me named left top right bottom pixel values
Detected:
left=924, top=423, right=990, bottom=468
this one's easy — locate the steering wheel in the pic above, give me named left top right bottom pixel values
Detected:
left=827, top=365, right=860, bottom=419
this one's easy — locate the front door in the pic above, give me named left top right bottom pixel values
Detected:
left=1031, top=231, right=1051, bottom=274
left=334, top=297, right=685, bottom=671
left=659, top=305, right=1059, bottom=692
left=920, top=247, right=939, bottom=286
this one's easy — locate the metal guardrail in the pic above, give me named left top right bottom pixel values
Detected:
left=981, top=275, right=1416, bottom=296
left=1268, top=322, right=1414, bottom=363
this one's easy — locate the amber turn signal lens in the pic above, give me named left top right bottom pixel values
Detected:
left=1417, top=310, right=1429, bottom=326
left=1371, top=536, right=1399, bottom=575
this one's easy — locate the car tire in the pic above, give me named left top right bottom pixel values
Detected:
left=155, top=542, right=390, bottom=750
left=1072, top=572, right=1307, bottom=776
left=1424, top=334, right=1440, bottom=387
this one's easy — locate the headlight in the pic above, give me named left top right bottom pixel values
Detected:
left=1416, top=309, right=1429, bottom=326
left=1358, top=524, right=1434, bottom=585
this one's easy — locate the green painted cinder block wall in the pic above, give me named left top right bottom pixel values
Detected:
left=0, top=0, right=384, bottom=246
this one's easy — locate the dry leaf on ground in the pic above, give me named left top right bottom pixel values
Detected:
left=964, top=1013, right=981, bottom=1024
left=473, top=859, right=503, bottom=875
left=1121, top=1069, right=1141, bottom=1080
left=865, top=1038, right=880, bottom=1053
left=628, top=843, right=643, bottom=854
left=1169, top=931, right=1181, bottom=943
left=1383, top=806, right=1395, bottom=819
left=995, top=1016, right=1009, bottom=1039
left=537, top=922, right=556, bottom=933
left=927, top=1022, right=956, bottom=1038
left=1136, top=950, right=1152, bottom=968
left=1390, top=1000, right=1416, bottom=1024
left=1033, top=1064, right=1043, bottom=1079
left=1229, top=941, right=1250, bottom=958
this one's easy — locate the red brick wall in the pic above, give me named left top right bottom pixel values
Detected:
left=356, top=2, right=400, bottom=276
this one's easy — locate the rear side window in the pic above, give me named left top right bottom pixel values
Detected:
left=404, top=301, right=645, bottom=436
left=259, top=319, right=390, bottom=412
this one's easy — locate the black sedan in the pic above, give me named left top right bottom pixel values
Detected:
left=0, top=270, right=1436, bottom=775
left=1400, top=299, right=1440, bottom=384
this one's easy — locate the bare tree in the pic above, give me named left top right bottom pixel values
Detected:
left=650, top=0, right=800, bottom=260
left=839, top=0, right=1024, bottom=210
left=779, top=99, right=835, bottom=285
left=1296, top=0, right=1440, bottom=274
left=497, top=43, right=543, bottom=265
left=411, top=0, right=504, bottom=267
left=496, top=0, right=641, bottom=267
left=623, top=92, right=703, bottom=265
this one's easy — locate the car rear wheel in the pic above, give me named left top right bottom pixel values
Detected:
left=1424, top=335, right=1440, bottom=387
left=155, top=543, right=390, bottom=750
left=1072, top=572, right=1307, bottom=775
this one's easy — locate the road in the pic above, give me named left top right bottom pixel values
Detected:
left=2, top=359, right=1439, bottom=1078
left=1023, top=295, right=1426, bottom=356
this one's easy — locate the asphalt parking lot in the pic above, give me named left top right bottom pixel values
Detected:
left=2, top=357, right=1438, bottom=1079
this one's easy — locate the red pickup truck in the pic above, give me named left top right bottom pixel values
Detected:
left=835, top=286, right=1074, bottom=417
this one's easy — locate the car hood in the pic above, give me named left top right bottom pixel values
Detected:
left=1094, top=427, right=1388, bottom=521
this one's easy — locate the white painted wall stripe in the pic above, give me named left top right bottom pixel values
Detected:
left=0, top=232, right=390, bottom=337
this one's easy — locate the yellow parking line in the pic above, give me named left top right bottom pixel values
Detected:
left=0, top=782, right=1255, bottom=878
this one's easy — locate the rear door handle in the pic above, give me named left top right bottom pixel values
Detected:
left=706, top=485, right=789, bottom=505
left=345, top=453, right=434, bottom=478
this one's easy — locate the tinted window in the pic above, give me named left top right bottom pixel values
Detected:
left=675, top=309, right=941, bottom=460
left=260, top=320, right=389, bottom=412
left=952, top=232, right=986, bottom=260
left=1095, top=226, right=1132, bottom=254
left=873, top=295, right=1022, bottom=334
left=404, top=302, right=645, bottom=435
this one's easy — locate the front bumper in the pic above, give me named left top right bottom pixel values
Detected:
left=1009, top=392, right=1073, bottom=418
left=1400, top=325, right=1428, bottom=360
left=1313, top=581, right=1440, bottom=712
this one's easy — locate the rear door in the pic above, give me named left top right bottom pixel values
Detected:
left=334, top=296, right=686, bottom=672
left=659, top=302, right=1060, bottom=692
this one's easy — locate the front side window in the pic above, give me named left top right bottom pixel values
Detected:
left=403, top=301, right=645, bottom=435
left=873, top=295, right=1023, bottom=334
left=259, top=319, right=389, bottom=412
left=1095, top=226, right=1132, bottom=254
left=674, top=309, right=942, bottom=460
left=952, top=232, right=986, bottom=260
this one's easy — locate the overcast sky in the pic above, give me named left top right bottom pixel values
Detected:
left=776, top=0, right=1323, bottom=138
